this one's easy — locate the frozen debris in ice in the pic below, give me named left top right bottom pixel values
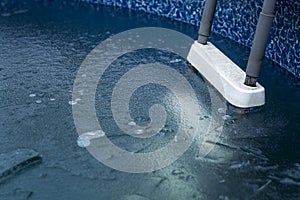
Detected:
left=240, top=147, right=268, bottom=161
left=169, top=59, right=182, bottom=63
left=154, top=176, right=167, bottom=188
left=257, top=180, right=272, bottom=191
left=77, top=130, right=105, bottom=148
left=206, top=140, right=238, bottom=150
left=0, top=149, right=42, bottom=183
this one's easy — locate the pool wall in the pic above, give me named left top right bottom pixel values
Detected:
left=82, top=0, right=299, bottom=78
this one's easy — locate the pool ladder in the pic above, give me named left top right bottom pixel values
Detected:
left=187, top=0, right=276, bottom=108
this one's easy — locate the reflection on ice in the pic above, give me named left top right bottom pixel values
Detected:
left=13, top=9, right=29, bottom=15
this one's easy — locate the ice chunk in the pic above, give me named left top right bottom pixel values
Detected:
left=77, top=138, right=91, bottom=148
left=77, top=130, right=105, bottom=148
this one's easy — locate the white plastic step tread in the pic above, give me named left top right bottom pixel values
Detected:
left=187, top=41, right=265, bottom=108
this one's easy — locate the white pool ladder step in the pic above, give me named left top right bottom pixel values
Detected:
left=187, top=41, right=265, bottom=108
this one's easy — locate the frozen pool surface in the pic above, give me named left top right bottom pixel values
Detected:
left=0, top=1, right=300, bottom=199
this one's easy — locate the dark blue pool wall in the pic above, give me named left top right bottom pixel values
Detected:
left=82, top=0, right=299, bottom=78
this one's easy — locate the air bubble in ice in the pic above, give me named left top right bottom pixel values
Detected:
left=69, top=98, right=81, bottom=105
left=169, top=59, right=182, bottom=63
left=29, top=94, right=36, bottom=97
left=159, top=132, right=165, bottom=137
left=78, top=90, right=84, bottom=95
left=128, top=121, right=136, bottom=126
left=174, top=135, right=178, bottom=142
left=68, top=101, right=77, bottom=105
left=222, top=115, right=232, bottom=120
left=135, top=129, right=144, bottom=135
